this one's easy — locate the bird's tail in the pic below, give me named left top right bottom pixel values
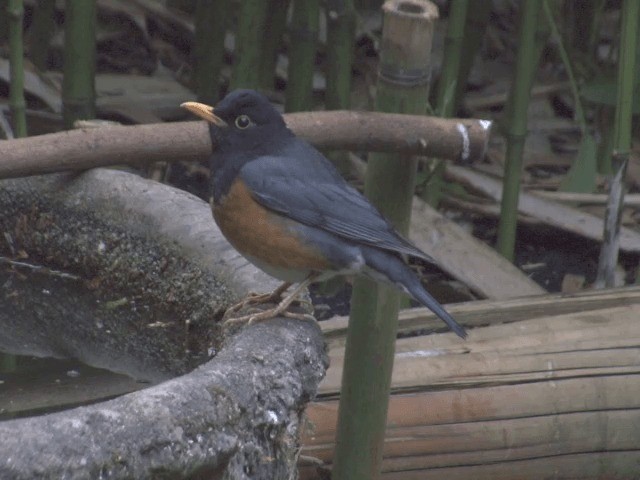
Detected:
left=362, top=248, right=467, bottom=339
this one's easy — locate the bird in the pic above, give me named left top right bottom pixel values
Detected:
left=181, top=89, right=466, bottom=338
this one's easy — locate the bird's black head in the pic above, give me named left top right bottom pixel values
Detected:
left=181, top=89, right=290, bottom=155
left=213, top=89, right=286, bottom=129
left=181, top=89, right=294, bottom=203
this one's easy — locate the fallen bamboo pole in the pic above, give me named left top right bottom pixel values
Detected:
left=0, top=112, right=491, bottom=179
left=446, top=164, right=640, bottom=253
left=301, top=286, right=640, bottom=479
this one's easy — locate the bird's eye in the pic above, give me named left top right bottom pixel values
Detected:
left=235, top=114, right=253, bottom=129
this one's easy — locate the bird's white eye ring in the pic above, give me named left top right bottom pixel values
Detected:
left=235, top=114, right=253, bottom=129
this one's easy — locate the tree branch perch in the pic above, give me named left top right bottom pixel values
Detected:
left=0, top=111, right=491, bottom=179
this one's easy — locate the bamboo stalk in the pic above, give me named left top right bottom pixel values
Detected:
left=496, top=0, right=542, bottom=260
left=324, top=0, right=356, bottom=173
left=230, top=1, right=268, bottom=90
left=7, top=0, right=27, bottom=137
left=453, top=0, right=490, bottom=108
left=333, top=2, right=439, bottom=479
left=62, top=0, right=97, bottom=129
left=434, top=0, right=467, bottom=117
left=27, top=0, right=56, bottom=71
left=423, top=0, right=467, bottom=207
left=596, top=0, right=639, bottom=288
left=325, top=0, right=355, bottom=110
left=543, top=0, right=596, bottom=192
left=0, top=3, right=7, bottom=44
left=193, top=0, right=229, bottom=104
left=285, top=0, right=319, bottom=112
left=260, top=0, right=289, bottom=90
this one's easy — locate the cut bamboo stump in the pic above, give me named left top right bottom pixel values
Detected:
left=301, top=286, right=640, bottom=479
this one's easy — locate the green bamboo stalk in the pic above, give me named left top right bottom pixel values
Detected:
left=324, top=0, right=356, bottom=174
left=542, top=0, right=597, bottom=191
left=8, top=0, right=27, bottom=138
left=325, top=0, right=355, bottom=110
left=28, top=0, right=56, bottom=71
left=332, top=2, right=438, bottom=479
left=597, top=0, right=639, bottom=287
left=611, top=0, right=637, bottom=160
left=542, top=1, right=588, bottom=135
left=496, top=0, right=542, bottom=261
left=435, top=0, right=467, bottom=117
left=193, top=0, right=229, bottom=104
left=62, top=0, right=97, bottom=129
left=587, top=0, right=607, bottom=56
left=285, top=0, right=319, bottom=112
left=453, top=0, right=490, bottom=109
left=260, top=0, right=290, bottom=90
left=423, top=0, right=468, bottom=207
left=230, top=1, right=269, bottom=90
left=0, top=0, right=7, bottom=44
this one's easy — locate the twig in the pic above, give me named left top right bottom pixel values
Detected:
left=0, top=256, right=81, bottom=280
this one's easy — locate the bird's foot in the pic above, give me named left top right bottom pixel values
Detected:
left=223, top=305, right=314, bottom=327
left=222, top=276, right=317, bottom=327
left=224, top=281, right=293, bottom=316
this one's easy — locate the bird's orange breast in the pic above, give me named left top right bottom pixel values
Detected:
left=212, top=178, right=331, bottom=272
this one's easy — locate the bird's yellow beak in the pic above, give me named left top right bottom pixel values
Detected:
left=180, top=101, right=228, bottom=127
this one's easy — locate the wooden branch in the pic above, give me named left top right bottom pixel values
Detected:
left=0, top=112, right=492, bottom=179
left=446, top=164, right=640, bottom=253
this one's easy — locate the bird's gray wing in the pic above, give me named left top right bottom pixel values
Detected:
left=238, top=150, right=435, bottom=263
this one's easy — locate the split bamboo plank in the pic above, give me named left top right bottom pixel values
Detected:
left=321, top=285, right=640, bottom=348
left=445, top=164, right=640, bottom=252
left=302, top=287, right=640, bottom=479
left=409, top=197, right=546, bottom=299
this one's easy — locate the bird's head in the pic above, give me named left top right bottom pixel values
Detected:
left=181, top=89, right=289, bottom=152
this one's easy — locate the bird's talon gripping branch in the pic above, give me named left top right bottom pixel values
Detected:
left=224, top=281, right=293, bottom=316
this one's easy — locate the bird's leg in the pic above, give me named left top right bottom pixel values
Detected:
left=224, top=281, right=292, bottom=316
left=224, top=273, right=319, bottom=326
